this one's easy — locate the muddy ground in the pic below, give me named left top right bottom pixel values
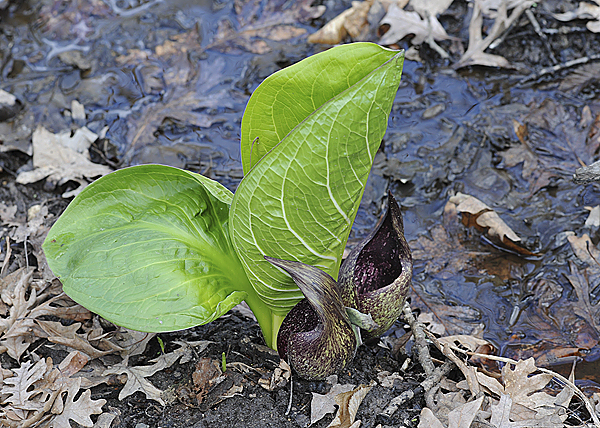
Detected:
left=3, top=0, right=600, bottom=427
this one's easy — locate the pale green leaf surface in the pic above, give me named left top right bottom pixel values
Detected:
left=240, top=43, right=401, bottom=174
left=43, top=165, right=251, bottom=332
left=231, top=49, right=404, bottom=314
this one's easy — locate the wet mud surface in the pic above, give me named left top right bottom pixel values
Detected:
left=4, top=0, right=600, bottom=426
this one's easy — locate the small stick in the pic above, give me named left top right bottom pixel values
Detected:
left=525, top=8, right=557, bottom=65
left=285, top=375, right=293, bottom=415
left=574, top=160, right=600, bottom=184
left=518, top=54, right=600, bottom=86
left=402, top=301, right=435, bottom=377
left=379, top=361, right=454, bottom=418
left=379, top=302, right=455, bottom=418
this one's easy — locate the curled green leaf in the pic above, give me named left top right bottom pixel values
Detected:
left=266, top=256, right=357, bottom=380
left=338, top=192, right=412, bottom=338
left=42, top=165, right=258, bottom=332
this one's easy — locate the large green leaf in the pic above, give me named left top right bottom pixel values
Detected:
left=240, top=42, right=402, bottom=174
left=231, top=46, right=404, bottom=315
left=43, top=165, right=253, bottom=332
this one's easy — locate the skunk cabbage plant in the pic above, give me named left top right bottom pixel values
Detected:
left=272, top=193, right=412, bottom=379
left=43, top=43, right=408, bottom=379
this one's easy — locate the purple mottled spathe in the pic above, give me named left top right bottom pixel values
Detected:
left=266, top=257, right=357, bottom=381
left=265, top=192, right=412, bottom=380
left=338, top=192, right=412, bottom=338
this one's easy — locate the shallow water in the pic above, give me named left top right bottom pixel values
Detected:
left=2, top=0, right=600, bottom=381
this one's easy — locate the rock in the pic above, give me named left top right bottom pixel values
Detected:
left=0, top=89, right=23, bottom=121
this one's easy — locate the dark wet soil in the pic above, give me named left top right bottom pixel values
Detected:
left=94, top=315, right=423, bottom=428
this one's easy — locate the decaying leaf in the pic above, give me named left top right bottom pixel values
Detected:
left=379, top=1, right=451, bottom=46
left=566, top=233, right=600, bottom=336
left=258, top=359, right=291, bottom=391
left=411, top=288, right=486, bottom=336
left=447, top=193, right=538, bottom=256
left=15, top=126, right=110, bottom=197
left=310, top=377, right=357, bottom=425
left=410, top=224, right=472, bottom=276
left=308, top=0, right=376, bottom=45
left=327, top=381, right=375, bottom=428
left=126, top=57, right=233, bottom=159
left=2, top=351, right=105, bottom=428
left=48, top=377, right=105, bottom=428
left=192, top=358, right=222, bottom=405
left=487, top=99, right=595, bottom=195
left=554, top=1, right=600, bottom=33
left=211, top=0, right=325, bottom=53
left=103, top=342, right=194, bottom=405
left=454, top=0, right=535, bottom=69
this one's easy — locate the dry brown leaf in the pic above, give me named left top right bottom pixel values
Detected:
left=0, top=268, right=38, bottom=360
left=103, top=342, right=193, bottom=405
left=311, top=379, right=357, bottom=425
left=446, top=395, right=484, bottom=428
left=48, top=377, right=105, bottom=428
left=258, top=359, right=291, bottom=391
left=454, top=0, right=535, bottom=69
left=502, top=358, right=553, bottom=412
left=418, top=407, right=445, bottom=428
left=554, top=1, right=600, bottom=33
left=447, top=193, right=538, bottom=256
left=308, top=0, right=373, bottom=45
left=475, top=371, right=505, bottom=397
left=3, top=359, right=48, bottom=413
left=35, top=320, right=117, bottom=359
left=490, top=392, right=566, bottom=427
left=327, top=381, right=375, bottom=428
left=15, top=126, right=110, bottom=196
left=379, top=2, right=450, bottom=45
left=2, top=351, right=103, bottom=428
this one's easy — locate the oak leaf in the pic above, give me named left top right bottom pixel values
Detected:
left=48, top=377, right=105, bottom=428
left=103, top=342, right=194, bottom=405
left=327, top=381, right=375, bottom=428
left=380, top=2, right=450, bottom=46
left=310, top=377, right=356, bottom=425
left=448, top=193, right=537, bottom=256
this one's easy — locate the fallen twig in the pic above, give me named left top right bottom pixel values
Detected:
left=379, top=302, right=455, bottom=418
left=379, top=361, right=454, bottom=418
left=525, top=8, right=557, bottom=65
left=518, top=54, right=600, bottom=86
left=402, top=301, right=434, bottom=377
left=574, top=160, right=600, bottom=184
